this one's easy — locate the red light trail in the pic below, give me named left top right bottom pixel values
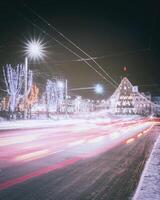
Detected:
left=0, top=117, right=158, bottom=191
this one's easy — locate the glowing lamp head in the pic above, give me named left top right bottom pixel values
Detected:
left=57, top=81, right=64, bottom=89
left=94, top=84, right=103, bottom=94
left=24, top=39, right=46, bottom=61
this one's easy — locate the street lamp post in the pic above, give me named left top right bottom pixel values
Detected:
left=65, top=79, right=68, bottom=117
left=24, top=38, right=46, bottom=119
left=69, top=84, right=104, bottom=114
left=65, top=79, right=68, bottom=100
left=24, top=57, right=28, bottom=119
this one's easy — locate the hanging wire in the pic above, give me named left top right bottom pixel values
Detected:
left=23, top=3, right=118, bottom=87
left=16, top=11, right=117, bottom=88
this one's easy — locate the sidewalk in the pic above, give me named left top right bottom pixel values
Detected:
left=133, top=126, right=160, bottom=200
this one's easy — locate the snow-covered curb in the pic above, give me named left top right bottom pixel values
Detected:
left=133, top=132, right=160, bottom=200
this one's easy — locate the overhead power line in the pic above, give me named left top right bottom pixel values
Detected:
left=17, top=12, right=117, bottom=88
left=23, top=3, right=118, bottom=87
left=71, top=48, right=149, bottom=62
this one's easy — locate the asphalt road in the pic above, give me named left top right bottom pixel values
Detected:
left=0, top=118, right=159, bottom=200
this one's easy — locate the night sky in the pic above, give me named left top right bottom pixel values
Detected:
left=0, top=0, right=160, bottom=98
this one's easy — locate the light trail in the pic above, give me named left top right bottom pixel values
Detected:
left=15, top=149, right=49, bottom=162
left=0, top=117, right=158, bottom=191
left=137, top=133, right=143, bottom=138
left=0, top=157, right=80, bottom=191
left=126, top=138, right=135, bottom=144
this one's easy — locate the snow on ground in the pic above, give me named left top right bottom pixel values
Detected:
left=133, top=127, right=160, bottom=200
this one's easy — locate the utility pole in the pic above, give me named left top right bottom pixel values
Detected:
left=65, top=79, right=68, bottom=117
left=24, top=57, right=28, bottom=119
left=65, top=79, right=68, bottom=99
left=23, top=38, right=45, bottom=119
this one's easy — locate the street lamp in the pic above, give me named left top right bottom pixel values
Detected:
left=24, top=39, right=46, bottom=61
left=24, top=38, right=46, bottom=119
left=57, top=80, right=64, bottom=89
left=94, top=84, right=104, bottom=94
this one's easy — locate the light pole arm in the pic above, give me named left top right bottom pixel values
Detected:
left=69, top=87, right=94, bottom=91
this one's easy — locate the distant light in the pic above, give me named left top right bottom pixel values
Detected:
left=137, top=133, right=143, bottom=138
left=126, top=137, right=135, bottom=144
left=123, top=66, right=127, bottom=72
left=150, top=115, right=154, bottom=120
left=57, top=81, right=64, bottom=89
left=94, top=84, right=103, bottom=94
left=67, top=95, right=71, bottom=99
left=24, top=38, right=46, bottom=61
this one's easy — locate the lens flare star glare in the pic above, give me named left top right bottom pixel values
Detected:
left=24, top=39, right=46, bottom=61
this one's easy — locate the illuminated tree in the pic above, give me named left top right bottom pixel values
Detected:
left=27, top=84, right=39, bottom=105
left=3, top=64, right=32, bottom=115
left=44, top=79, right=64, bottom=117
left=26, top=84, right=39, bottom=118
